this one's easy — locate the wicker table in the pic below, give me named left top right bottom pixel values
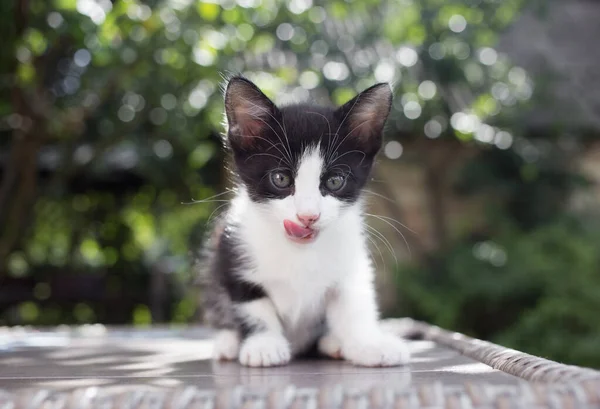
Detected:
left=0, top=319, right=599, bottom=408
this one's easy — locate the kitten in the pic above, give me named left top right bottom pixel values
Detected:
left=197, top=76, right=410, bottom=367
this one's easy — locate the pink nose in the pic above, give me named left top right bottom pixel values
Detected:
left=297, top=213, right=320, bottom=227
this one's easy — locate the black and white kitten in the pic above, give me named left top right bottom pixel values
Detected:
left=198, top=76, right=410, bottom=367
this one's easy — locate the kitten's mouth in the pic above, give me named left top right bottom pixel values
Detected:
left=283, top=219, right=318, bottom=243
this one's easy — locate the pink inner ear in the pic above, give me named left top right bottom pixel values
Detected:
left=232, top=99, right=270, bottom=139
left=237, top=109, right=265, bottom=137
left=348, top=106, right=380, bottom=140
left=347, top=86, right=391, bottom=142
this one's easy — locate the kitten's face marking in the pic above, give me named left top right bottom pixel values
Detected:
left=224, top=76, right=392, bottom=243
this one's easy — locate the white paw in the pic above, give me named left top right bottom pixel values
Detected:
left=342, top=332, right=410, bottom=367
left=318, top=333, right=343, bottom=359
left=213, top=330, right=240, bottom=361
left=239, top=332, right=291, bottom=367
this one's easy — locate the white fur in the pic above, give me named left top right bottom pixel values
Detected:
left=239, top=332, right=291, bottom=367
left=213, top=330, right=240, bottom=360
left=317, top=332, right=343, bottom=359
left=229, top=149, right=410, bottom=367
left=293, top=146, right=324, bottom=217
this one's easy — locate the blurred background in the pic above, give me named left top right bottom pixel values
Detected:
left=2, top=0, right=600, bottom=368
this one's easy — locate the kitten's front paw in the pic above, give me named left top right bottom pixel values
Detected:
left=239, top=332, right=291, bottom=367
left=343, top=332, right=410, bottom=367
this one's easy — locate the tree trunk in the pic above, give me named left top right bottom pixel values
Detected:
left=424, top=159, right=448, bottom=253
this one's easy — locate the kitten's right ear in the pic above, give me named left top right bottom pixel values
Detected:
left=334, top=83, right=393, bottom=155
left=224, top=76, right=277, bottom=148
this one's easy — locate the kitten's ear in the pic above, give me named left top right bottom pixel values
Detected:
left=335, top=83, right=393, bottom=154
left=224, top=76, right=278, bottom=148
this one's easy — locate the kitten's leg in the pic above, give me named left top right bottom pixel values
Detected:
left=325, top=271, right=410, bottom=367
left=237, top=298, right=291, bottom=367
left=213, top=329, right=240, bottom=360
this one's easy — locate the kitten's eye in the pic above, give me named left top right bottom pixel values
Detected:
left=270, top=171, right=292, bottom=189
left=325, top=175, right=346, bottom=191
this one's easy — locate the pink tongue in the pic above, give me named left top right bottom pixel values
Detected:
left=284, top=219, right=313, bottom=239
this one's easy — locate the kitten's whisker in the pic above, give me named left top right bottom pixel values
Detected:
left=365, top=213, right=417, bottom=235
left=237, top=96, right=291, bottom=154
left=363, top=226, right=386, bottom=273
left=329, top=119, right=375, bottom=163
left=329, top=164, right=355, bottom=180
left=362, top=189, right=396, bottom=204
left=365, top=214, right=413, bottom=260
left=182, top=200, right=230, bottom=205
left=329, top=163, right=352, bottom=173
left=207, top=202, right=231, bottom=225
left=243, top=135, right=294, bottom=168
left=329, top=149, right=366, bottom=166
left=245, top=152, right=289, bottom=163
left=246, top=113, right=294, bottom=166
left=280, top=111, right=293, bottom=165
left=328, top=95, right=361, bottom=162
left=239, top=97, right=294, bottom=164
left=182, top=190, right=235, bottom=205
left=306, top=111, right=332, bottom=148
left=363, top=223, right=398, bottom=267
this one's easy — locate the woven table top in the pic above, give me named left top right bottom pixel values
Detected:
left=0, top=321, right=598, bottom=408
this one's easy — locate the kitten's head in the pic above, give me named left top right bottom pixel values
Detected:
left=224, top=76, right=392, bottom=244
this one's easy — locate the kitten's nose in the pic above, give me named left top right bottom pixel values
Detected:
left=297, top=213, right=320, bottom=227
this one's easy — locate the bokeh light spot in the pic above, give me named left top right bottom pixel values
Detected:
left=475, top=124, right=495, bottom=143
left=374, top=61, right=396, bottom=82
left=396, top=46, right=418, bottom=67
left=429, top=43, right=446, bottom=60
left=495, top=131, right=513, bottom=150
left=404, top=101, right=422, bottom=120
left=384, top=141, right=403, bottom=160
left=449, top=15, right=467, bottom=33
left=276, top=23, right=294, bottom=41
left=453, top=42, right=470, bottom=60
left=323, top=61, right=349, bottom=81
left=154, top=140, right=173, bottom=159
left=418, top=80, right=437, bottom=99
left=308, top=6, right=326, bottom=23
left=161, top=94, right=178, bottom=110
left=479, top=47, right=498, bottom=66
left=74, top=49, right=91, bottom=67
left=425, top=119, right=443, bottom=138
left=299, top=71, right=320, bottom=89
left=118, top=105, right=135, bottom=122
left=47, top=12, right=64, bottom=28
left=288, top=0, right=313, bottom=15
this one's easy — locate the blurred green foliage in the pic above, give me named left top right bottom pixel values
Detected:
left=2, top=0, right=598, bottom=368
left=395, top=216, right=600, bottom=368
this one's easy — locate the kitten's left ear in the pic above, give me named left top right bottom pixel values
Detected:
left=224, top=76, right=279, bottom=149
left=335, top=83, right=393, bottom=154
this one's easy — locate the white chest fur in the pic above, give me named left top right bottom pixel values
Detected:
left=232, top=193, right=369, bottom=353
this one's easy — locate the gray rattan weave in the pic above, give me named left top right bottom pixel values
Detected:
left=0, top=381, right=599, bottom=409
left=382, top=318, right=600, bottom=383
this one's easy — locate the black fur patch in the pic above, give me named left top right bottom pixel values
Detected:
left=224, top=77, right=392, bottom=204
left=197, top=216, right=266, bottom=334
